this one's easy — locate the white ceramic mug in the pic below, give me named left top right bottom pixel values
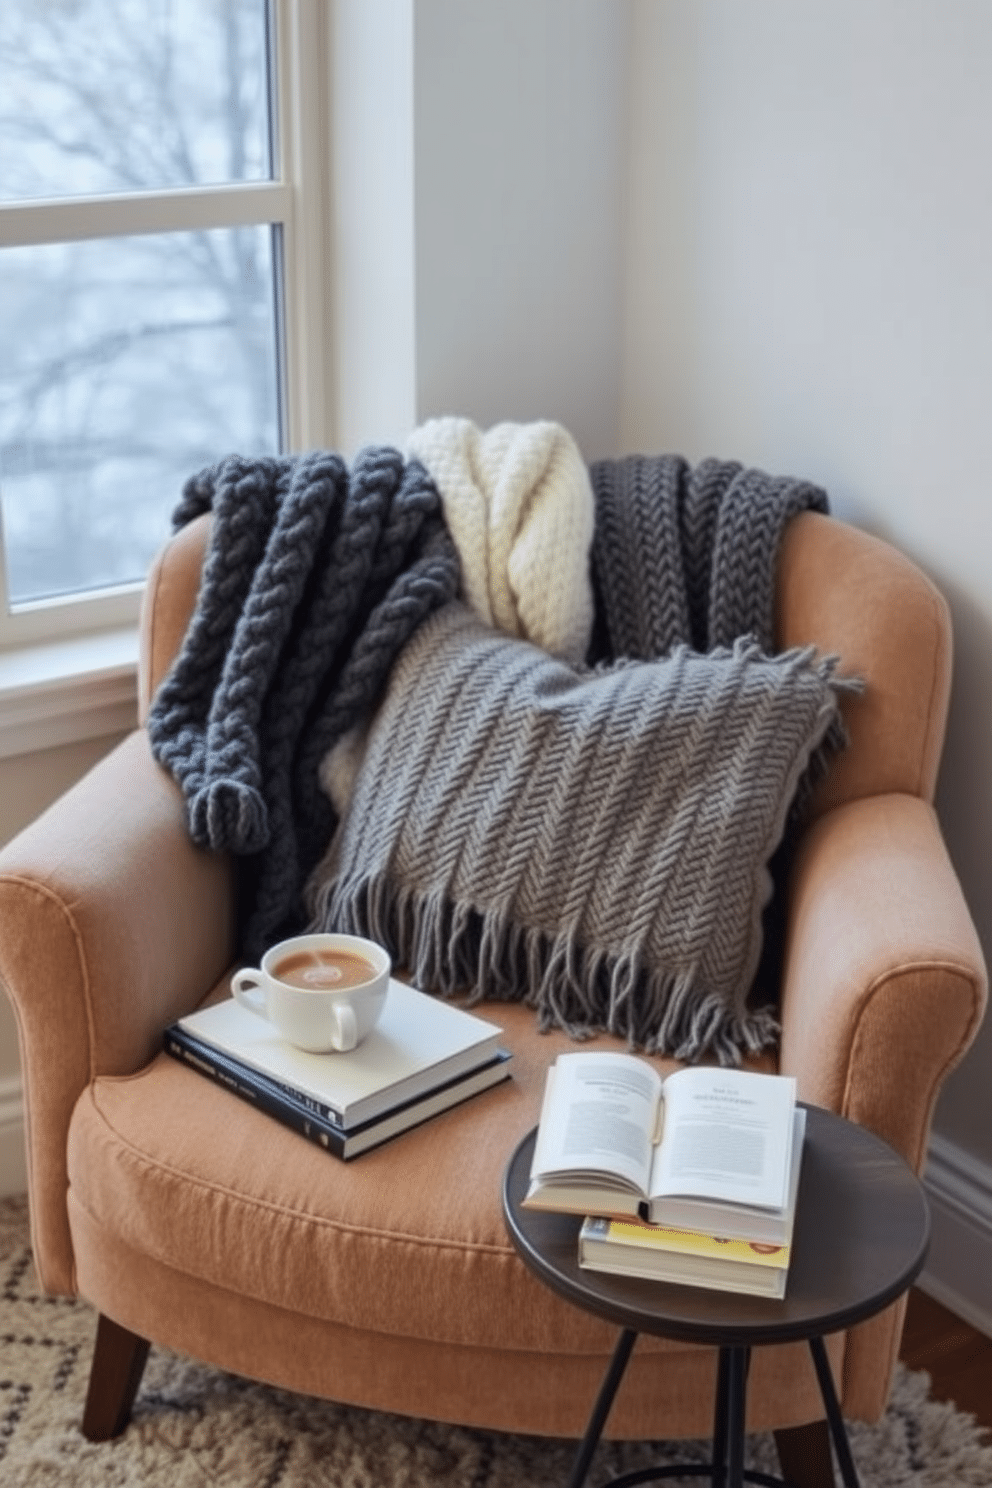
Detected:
left=231, top=933, right=390, bottom=1053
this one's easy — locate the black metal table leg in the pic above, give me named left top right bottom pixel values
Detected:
left=566, top=1328, right=639, bottom=1488
left=711, top=1347, right=733, bottom=1486
left=724, top=1347, right=750, bottom=1488
left=808, top=1337, right=861, bottom=1488
left=567, top=1332, right=804, bottom=1488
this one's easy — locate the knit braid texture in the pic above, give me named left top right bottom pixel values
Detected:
left=147, top=447, right=460, bottom=962
left=406, top=416, right=595, bottom=663
left=307, top=604, right=853, bottom=1065
left=587, top=454, right=829, bottom=661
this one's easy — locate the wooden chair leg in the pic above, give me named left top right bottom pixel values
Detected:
left=774, top=1418, right=836, bottom=1488
left=81, top=1312, right=151, bottom=1441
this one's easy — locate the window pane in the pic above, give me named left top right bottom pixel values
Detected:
left=0, top=226, right=280, bottom=603
left=0, top=0, right=271, bottom=202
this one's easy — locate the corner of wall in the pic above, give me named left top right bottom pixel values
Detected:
left=329, top=0, right=417, bottom=456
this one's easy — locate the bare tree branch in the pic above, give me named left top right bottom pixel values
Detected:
left=0, top=0, right=276, bottom=602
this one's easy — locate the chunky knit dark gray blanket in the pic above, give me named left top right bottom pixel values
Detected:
left=147, top=447, right=460, bottom=961
left=586, top=452, right=840, bottom=825
left=587, top=454, right=829, bottom=663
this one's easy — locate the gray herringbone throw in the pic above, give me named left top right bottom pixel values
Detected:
left=308, top=604, right=851, bottom=1064
left=147, top=447, right=460, bottom=961
left=587, top=454, right=829, bottom=662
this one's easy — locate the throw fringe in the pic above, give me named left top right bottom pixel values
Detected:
left=311, top=870, right=781, bottom=1066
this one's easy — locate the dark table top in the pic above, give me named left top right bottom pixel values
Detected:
left=502, top=1104, right=930, bottom=1347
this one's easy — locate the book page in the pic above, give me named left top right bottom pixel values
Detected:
left=648, top=1067, right=796, bottom=1210
left=530, top=1052, right=663, bottom=1195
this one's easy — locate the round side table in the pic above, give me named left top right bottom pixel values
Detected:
left=502, top=1104, right=929, bottom=1488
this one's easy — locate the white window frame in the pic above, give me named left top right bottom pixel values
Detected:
left=0, top=0, right=332, bottom=726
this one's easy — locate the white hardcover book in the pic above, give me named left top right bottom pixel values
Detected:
left=173, top=980, right=505, bottom=1129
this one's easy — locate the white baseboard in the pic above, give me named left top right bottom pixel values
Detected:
left=0, top=1073, right=27, bottom=1198
left=921, top=1131, right=992, bottom=1340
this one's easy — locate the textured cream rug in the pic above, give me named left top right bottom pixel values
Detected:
left=3, top=1195, right=990, bottom=1486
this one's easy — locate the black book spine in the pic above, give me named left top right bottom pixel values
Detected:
left=164, top=1030, right=350, bottom=1159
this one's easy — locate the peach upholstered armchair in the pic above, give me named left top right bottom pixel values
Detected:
left=0, top=507, right=986, bottom=1488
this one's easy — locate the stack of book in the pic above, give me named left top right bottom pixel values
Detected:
left=165, top=979, right=512, bottom=1159
left=523, top=1052, right=805, bottom=1298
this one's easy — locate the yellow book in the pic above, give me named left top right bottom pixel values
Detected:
left=585, top=1216, right=790, bottom=1267
left=579, top=1214, right=792, bottom=1298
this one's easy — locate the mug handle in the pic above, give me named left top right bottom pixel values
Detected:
left=332, top=1002, right=358, bottom=1053
left=231, top=968, right=268, bottom=1021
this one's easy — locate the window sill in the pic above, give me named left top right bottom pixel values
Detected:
left=0, top=628, right=139, bottom=760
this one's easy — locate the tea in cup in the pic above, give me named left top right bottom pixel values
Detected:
left=231, top=933, right=390, bottom=1053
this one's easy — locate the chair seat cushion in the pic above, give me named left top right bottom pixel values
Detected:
left=66, top=992, right=831, bottom=1440
left=69, top=997, right=767, bottom=1357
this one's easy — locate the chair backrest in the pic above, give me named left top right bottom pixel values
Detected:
left=775, top=511, right=951, bottom=817
left=138, top=513, right=213, bottom=723
left=139, top=507, right=952, bottom=820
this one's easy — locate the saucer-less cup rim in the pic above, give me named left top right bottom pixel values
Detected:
left=231, top=933, right=390, bottom=1053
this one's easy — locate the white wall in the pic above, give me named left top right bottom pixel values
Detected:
left=412, top=0, right=627, bottom=457
left=330, top=0, right=417, bottom=454
left=330, top=0, right=628, bottom=461
left=622, top=0, right=992, bottom=1329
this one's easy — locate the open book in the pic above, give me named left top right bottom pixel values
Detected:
left=523, top=1052, right=802, bottom=1244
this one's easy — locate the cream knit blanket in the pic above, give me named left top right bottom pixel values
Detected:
left=405, top=417, right=594, bottom=662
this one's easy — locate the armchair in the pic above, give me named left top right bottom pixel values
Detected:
left=0, top=507, right=986, bottom=1485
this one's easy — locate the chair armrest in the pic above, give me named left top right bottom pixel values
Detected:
left=779, top=792, right=986, bottom=1166
left=0, top=728, right=234, bottom=1293
left=777, top=792, right=987, bottom=1424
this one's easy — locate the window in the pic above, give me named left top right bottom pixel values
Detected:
left=0, top=0, right=330, bottom=654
